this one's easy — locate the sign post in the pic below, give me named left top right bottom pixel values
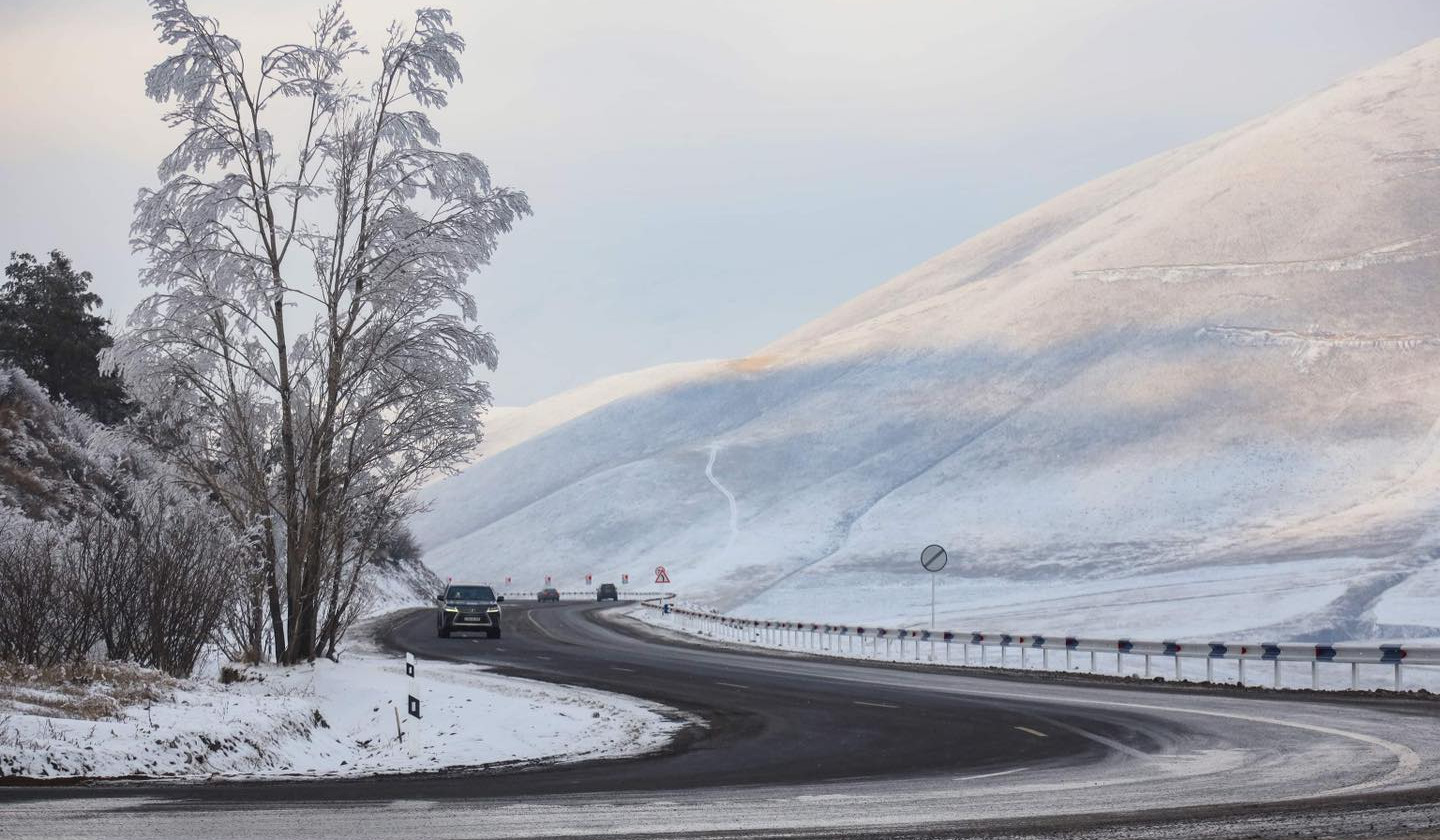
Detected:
left=655, top=566, right=671, bottom=614
left=920, top=544, right=947, bottom=630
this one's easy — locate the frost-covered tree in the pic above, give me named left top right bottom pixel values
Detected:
left=110, top=0, right=529, bottom=663
left=0, top=251, right=132, bottom=424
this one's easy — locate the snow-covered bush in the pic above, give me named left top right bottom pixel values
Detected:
left=0, top=367, right=248, bottom=676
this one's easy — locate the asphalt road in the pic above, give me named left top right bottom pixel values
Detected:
left=9, top=600, right=1440, bottom=839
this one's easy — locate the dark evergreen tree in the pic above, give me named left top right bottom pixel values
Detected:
left=0, top=251, right=131, bottom=424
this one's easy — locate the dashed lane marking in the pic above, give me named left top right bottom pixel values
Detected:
left=954, top=767, right=1028, bottom=782
left=715, top=681, right=749, bottom=690
left=611, top=666, right=637, bottom=673
left=853, top=700, right=899, bottom=709
left=1014, top=726, right=1048, bottom=738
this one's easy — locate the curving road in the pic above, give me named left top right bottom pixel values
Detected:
left=8, top=600, right=1440, bottom=839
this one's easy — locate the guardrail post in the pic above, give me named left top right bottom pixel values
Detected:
left=1021, top=646, right=1027, bottom=670
left=1395, top=662, right=1402, bottom=691
left=1089, top=651, right=1095, bottom=672
left=1115, top=651, right=1122, bottom=674
left=1272, top=659, right=1280, bottom=689
left=1174, top=654, right=1181, bottom=681
left=1206, top=658, right=1213, bottom=682
left=1065, top=648, right=1071, bottom=671
left=981, top=644, right=987, bottom=666
left=1311, top=661, right=1319, bottom=690
left=1351, top=662, right=1359, bottom=690
left=1042, top=648, right=1049, bottom=670
left=1238, top=659, right=1246, bottom=686
left=1144, top=654, right=1151, bottom=678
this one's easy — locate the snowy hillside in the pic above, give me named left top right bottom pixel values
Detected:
left=414, top=39, right=1440, bottom=643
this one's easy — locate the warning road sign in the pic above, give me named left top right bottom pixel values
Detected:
left=654, top=565, right=671, bottom=584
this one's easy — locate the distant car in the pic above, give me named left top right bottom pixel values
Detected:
left=436, top=583, right=503, bottom=639
left=596, top=582, right=619, bottom=601
left=537, top=587, right=561, bottom=602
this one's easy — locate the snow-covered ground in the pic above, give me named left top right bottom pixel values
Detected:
left=0, top=617, right=683, bottom=780
left=413, top=39, right=1440, bottom=646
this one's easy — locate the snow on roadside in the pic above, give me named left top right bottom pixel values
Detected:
left=1, top=615, right=685, bottom=781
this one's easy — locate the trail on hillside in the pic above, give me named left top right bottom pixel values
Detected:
left=706, top=443, right=740, bottom=551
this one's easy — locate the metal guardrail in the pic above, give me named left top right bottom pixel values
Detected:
left=645, top=601, right=1440, bottom=692
left=501, top=590, right=672, bottom=599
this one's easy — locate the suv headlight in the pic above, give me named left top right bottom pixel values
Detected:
left=487, top=606, right=501, bottom=613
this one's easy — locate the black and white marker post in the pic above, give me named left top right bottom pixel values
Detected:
left=406, top=652, right=420, bottom=720
left=400, top=651, right=420, bottom=755
left=920, top=544, right=947, bottom=631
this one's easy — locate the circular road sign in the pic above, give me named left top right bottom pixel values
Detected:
left=920, top=544, right=948, bottom=573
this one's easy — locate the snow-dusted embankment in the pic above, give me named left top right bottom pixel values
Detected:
left=413, top=38, right=1440, bottom=645
left=0, top=619, right=682, bottom=781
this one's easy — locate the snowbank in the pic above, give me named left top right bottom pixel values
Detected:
left=0, top=620, right=683, bottom=780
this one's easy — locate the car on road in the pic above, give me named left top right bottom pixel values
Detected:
left=538, top=587, right=561, bottom=602
left=596, top=582, right=619, bottom=601
left=436, top=583, right=503, bottom=638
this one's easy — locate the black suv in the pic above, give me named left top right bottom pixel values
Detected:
left=437, top=584, right=504, bottom=638
left=596, top=582, right=619, bottom=601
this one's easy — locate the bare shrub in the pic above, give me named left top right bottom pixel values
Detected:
left=0, top=514, right=96, bottom=666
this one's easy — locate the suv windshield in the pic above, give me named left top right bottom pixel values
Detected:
left=446, top=585, right=495, bottom=601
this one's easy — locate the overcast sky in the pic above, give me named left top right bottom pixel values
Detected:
left=2, top=1, right=1438, bottom=405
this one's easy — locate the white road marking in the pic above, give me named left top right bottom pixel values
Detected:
left=525, top=609, right=569, bottom=645
left=1048, top=719, right=1148, bottom=759
left=853, top=700, right=899, bottom=709
left=611, top=666, right=637, bottom=673
left=1014, top=726, right=1048, bottom=738
left=953, top=767, right=1028, bottom=782
left=797, top=667, right=1422, bottom=795
left=715, top=681, right=749, bottom=690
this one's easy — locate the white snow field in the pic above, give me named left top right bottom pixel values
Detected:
left=414, top=39, right=1440, bottom=644
left=0, top=621, right=681, bottom=780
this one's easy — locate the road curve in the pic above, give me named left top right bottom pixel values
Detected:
left=7, top=600, right=1440, bottom=839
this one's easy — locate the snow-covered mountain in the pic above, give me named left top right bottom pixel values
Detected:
left=414, top=39, right=1440, bottom=642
